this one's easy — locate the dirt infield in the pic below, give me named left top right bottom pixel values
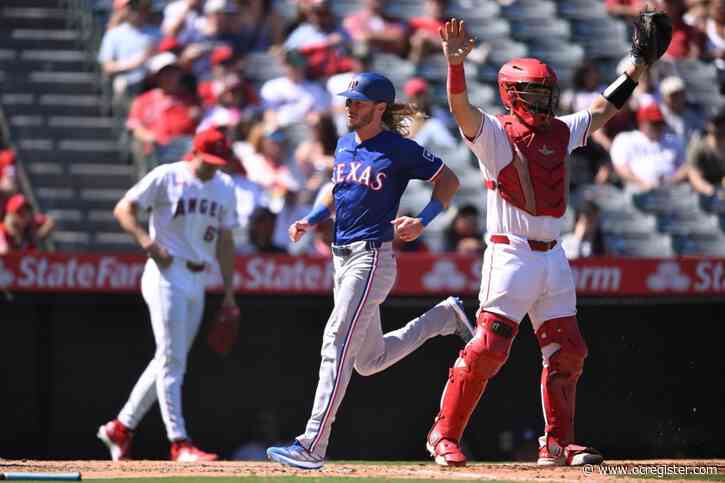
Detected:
left=1, top=460, right=723, bottom=481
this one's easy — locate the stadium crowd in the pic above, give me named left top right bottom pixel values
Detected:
left=85, top=0, right=725, bottom=258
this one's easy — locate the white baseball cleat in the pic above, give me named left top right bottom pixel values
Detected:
left=170, top=440, right=218, bottom=461
left=443, top=296, right=476, bottom=343
left=537, top=435, right=604, bottom=466
left=97, top=419, right=133, bottom=461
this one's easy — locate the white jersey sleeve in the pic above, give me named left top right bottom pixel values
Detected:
left=124, top=164, right=172, bottom=211
left=460, top=109, right=513, bottom=178
left=558, top=109, right=592, bottom=154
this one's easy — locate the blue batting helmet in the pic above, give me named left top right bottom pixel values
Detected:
left=338, top=72, right=395, bottom=104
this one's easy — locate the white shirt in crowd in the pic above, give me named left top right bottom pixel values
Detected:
left=261, top=77, right=331, bottom=127
left=124, top=161, right=238, bottom=266
left=561, top=234, right=592, bottom=260
left=610, top=130, right=686, bottom=189
left=229, top=174, right=269, bottom=253
left=463, top=109, right=592, bottom=242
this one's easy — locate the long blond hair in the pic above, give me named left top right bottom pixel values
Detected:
left=382, top=102, right=427, bottom=137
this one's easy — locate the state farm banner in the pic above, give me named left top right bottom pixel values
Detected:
left=1, top=252, right=724, bottom=297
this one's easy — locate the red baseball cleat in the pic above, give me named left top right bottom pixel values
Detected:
left=97, top=419, right=133, bottom=461
left=426, top=437, right=467, bottom=467
left=537, top=436, right=604, bottom=466
left=170, top=440, right=219, bottom=462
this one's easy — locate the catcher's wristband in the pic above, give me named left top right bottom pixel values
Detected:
left=602, top=73, right=638, bottom=110
left=448, top=63, right=467, bottom=94
left=305, top=205, right=331, bottom=225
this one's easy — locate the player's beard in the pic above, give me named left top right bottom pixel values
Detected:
left=347, top=108, right=374, bottom=131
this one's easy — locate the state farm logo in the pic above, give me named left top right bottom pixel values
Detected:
left=646, top=261, right=691, bottom=292
left=423, top=260, right=466, bottom=291
left=0, top=260, right=15, bottom=288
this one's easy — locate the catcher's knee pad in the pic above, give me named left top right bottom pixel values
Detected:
left=536, top=316, right=587, bottom=378
left=459, top=311, right=519, bottom=379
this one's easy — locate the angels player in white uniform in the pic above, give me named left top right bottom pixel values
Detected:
left=425, top=20, right=655, bottom=467
left=98, top=128, right=238, bottom=462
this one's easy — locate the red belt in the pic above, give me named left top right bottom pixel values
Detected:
left=490, top=235, right=557, bottom=252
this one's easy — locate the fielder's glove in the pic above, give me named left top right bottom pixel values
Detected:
left=630, top=10, right=673, bottom=66
left=207, top=305, right=240, bottom=356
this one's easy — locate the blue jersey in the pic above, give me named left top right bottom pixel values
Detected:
left=331, top=130, right=444, bottom=244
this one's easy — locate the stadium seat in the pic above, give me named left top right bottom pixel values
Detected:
left=605, top=233, right=675, bottom=257
left=632, top=185, right=701, bottom=215
left=673, top=233, right=725, bottom=256
left=574, top=184, right=633, bottom=212
left=448, top=0, right=501, bottom=20
left=501, top=0, right=557, bottom=22
left=601, top=209, right=658, bottom=236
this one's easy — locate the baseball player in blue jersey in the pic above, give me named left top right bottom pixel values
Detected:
left=266, top=72, right=475, bottom=469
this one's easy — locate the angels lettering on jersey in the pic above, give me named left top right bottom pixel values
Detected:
left=173, top=196, right=226, bottom=222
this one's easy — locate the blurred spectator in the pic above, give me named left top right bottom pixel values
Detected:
left=260, top=50, right=331, bottom=129
left=703, top=0, right=725, bottom=74
left=611, top=103, right=689, bottom=192
left=247, top=207, right=287, bottom=253
left=444, top=204, right=482, bottom=252
left=404, top=77, right=457, bottom=150
left=684, top=0, right=711, bottom=29
left=658, top=75, right=705, bottom=142
left=273, top=189, right=313, bottom=253
left=0, top=194, right=55, bottom=254
left=162, top=0, right=204, bottom=38
left=560, top=62, right=606, bottom=114
left=605, top=0, right=647, bottom=20
left=198, top=74, right=260, bottom=132
left=127, top=53, right=201, bottom=164
left=97, top=0, right=161, bottom=103
left=220, top=156, right=270, bottom=254
left=197, top=46, right=258, bottom=107
left=408, top=0, right=448, bottom=64
left=560, top=63, right=613, bottom=188
left=687, top=107, right=725, bottom=197
left=0, top=149, right=18, bottom=219
left=285, top=0, right=354, bottom=79
left=284, top=0, right=351, bottom=51
left=561, top=200, right=606, bottom=259
left=658, top=0, right=706, bottom=59
left=175, top=0, right=253, bottom=80
left=343, top=0, right=407, bottom=57
left=294, top=113, right=336, bottom=193
left=457, top=237, right=484, bottom=256
left=239, top=0, right=286, bottom=51
left=242, top=126, right=300, bottom=204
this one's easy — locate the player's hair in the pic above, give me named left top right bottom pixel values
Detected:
left=382, top=103, right=427, bottom=137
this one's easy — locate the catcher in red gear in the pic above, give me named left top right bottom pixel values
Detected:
left=427, top=12, right=671, bottom=467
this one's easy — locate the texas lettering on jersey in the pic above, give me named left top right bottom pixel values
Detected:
left=332, top=161, right=387, bottom=191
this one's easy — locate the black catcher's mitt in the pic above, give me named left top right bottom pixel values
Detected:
left=630, top=10, right=673, bottom=66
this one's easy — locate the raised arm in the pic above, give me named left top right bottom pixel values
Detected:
left=440, top=19, right=482, bottom=139
left=589, top=10, right=673, bottom=133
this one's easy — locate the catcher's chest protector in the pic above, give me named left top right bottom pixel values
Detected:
left=492, top=114, right=570, bottom=218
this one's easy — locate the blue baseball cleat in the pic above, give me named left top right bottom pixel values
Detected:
left=267, top=440, right=324, bottom=470
left=445, top=296, right=476, bottom=343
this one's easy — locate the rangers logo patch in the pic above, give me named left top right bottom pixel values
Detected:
left=422, top=148, right=436, bottom=163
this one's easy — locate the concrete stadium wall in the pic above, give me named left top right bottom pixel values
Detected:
left=1, top=293, right=723, bottom=461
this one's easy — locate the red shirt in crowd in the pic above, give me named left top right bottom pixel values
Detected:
left=197, top=78, right=260, bottom=108
left=126, top=88, right=201, bottom=145
left=408, top=17, right=444, bottom=36
left=0, top=213, right=47, bottom=253
left=666, top=20, right=706, bottom=58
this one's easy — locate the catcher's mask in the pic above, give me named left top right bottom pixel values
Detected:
left=498, top=58, right=559, bottom=127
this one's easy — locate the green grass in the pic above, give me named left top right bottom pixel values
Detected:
left=84, top=478, right=523, bottom=483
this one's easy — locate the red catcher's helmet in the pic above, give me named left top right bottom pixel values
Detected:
left=498, top=58, right=559, bottom=126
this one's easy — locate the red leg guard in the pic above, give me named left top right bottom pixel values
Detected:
left=536, top=316, right=588, bottom=446
left=428, top=312, right=519, bottom=452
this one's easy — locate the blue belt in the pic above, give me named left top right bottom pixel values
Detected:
left=331, top=240, right=383, bottom=257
